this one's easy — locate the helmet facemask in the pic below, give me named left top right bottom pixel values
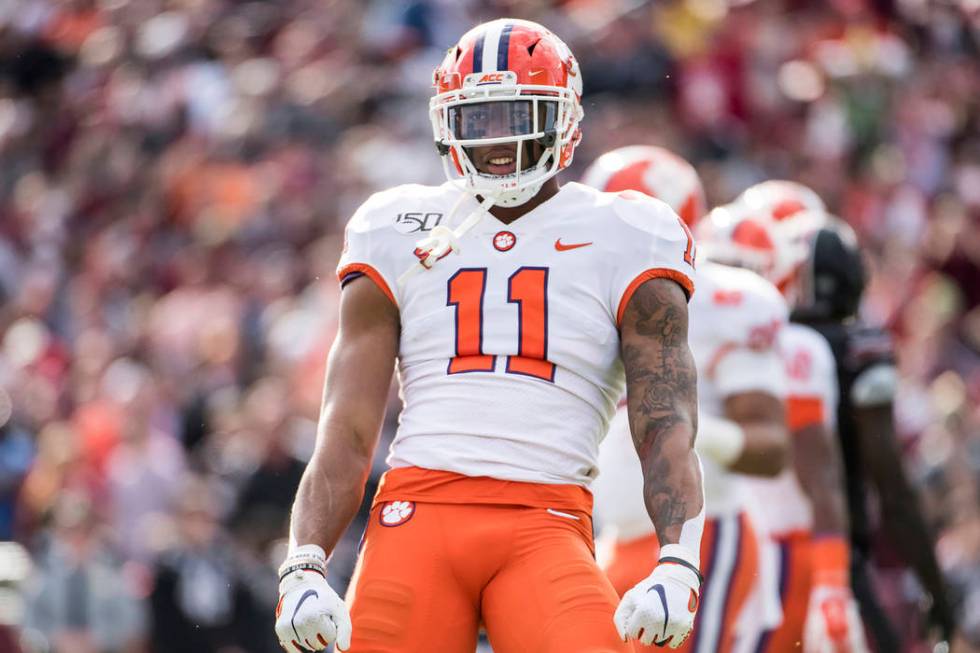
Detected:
left=430, top=71, right=582, bottom=207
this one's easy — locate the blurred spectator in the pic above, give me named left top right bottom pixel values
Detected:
left=21, top=492, right=146, bottom=653
left=0, top=389, right=33, bottom=540
left=104, top=361, right=186, bottom=562
left=228, top=377, right=306, bottom=552
left=149, top=477, right=269, bottom=653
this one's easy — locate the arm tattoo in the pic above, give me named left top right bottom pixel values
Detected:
left=621, top=279, right=699, bottom=541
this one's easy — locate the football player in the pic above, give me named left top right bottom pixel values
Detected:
left=584, top=146, right=790, bottom=653
left=698, top=203, right=869, bottom=653
left=785, top=215, right=956, bottom=651
left=729, top=181, right=956, bottom=649
left=274, top=20, right=705, bottom=653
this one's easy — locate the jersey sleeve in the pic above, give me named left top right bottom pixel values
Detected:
left=784, top=326, right=839, bottom=430
left=607, top=192, right=697, bottom=326
left=336, top=191, right=401, bottom=306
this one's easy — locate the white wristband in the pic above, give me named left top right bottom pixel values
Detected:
left=278, top=543, right=327, bottom=581
left=695, top=413, right=745, bottom=467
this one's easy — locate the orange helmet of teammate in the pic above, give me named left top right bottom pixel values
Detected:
left=430, top=19, right=584, bottom=207
left=580, top=145, right=707, bottom=227
left=735, top=180, right=826, bottom=223
left=697, top=203, right=825, bottom=298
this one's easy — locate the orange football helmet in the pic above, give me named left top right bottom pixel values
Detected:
left=735, top=180, right=826, bottom=223
left=579, top=145, right=707, bottom=227
left=430, top=19, right=584, bottom=207
left=697, top=203, right=826, bottom=297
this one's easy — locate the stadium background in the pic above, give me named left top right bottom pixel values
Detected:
left=0, top=0, right=976, bottom=651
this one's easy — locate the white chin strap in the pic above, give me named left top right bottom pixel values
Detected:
left=491, top=179, right=545, bottom=207
left=397, top=192, right=499, bottom=286
left=396, top=143, right=556, bottom=285
left=468, top=139, right=555, bottom=208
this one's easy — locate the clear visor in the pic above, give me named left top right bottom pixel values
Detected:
left=449, top=100, right=557, bottom=141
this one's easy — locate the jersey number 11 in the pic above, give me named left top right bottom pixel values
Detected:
left=447, top=267, right=555, bottom=382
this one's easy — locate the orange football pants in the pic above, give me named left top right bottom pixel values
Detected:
left=752, top=531, right=811, bottom=653
left=345, top=466, right=630, bottom=653
left=602, top=512, right=758, bottom=653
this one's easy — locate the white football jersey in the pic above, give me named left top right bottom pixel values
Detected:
left=337, top=181, right=695, bottom=486
left=594, top=262, right=788, bottom=537
left=743, top=322, right=839, bottom=536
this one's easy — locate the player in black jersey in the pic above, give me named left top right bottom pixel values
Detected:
left=791, top=219, right=956, bottom=651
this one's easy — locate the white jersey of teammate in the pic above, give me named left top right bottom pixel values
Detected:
left=595, top=261, right=788, bottom=537
left=743, top=322, right=839, bottom=536
left=337, top=181, right=696, bottom=487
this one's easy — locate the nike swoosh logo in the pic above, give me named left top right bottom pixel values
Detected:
left=648, top=583, right=669, bottom=639
left=291, top=589, right=319, bottom=643
left=555, top=239, right=592, bottom=251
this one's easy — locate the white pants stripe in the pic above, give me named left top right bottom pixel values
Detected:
left=696, top=513, right=741, bottom=653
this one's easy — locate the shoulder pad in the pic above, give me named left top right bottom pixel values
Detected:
left=699, top=263, right=788, bottom=319
left=693, top=264, right=788, bottom=352
left=345, top=183, right=457, bottom=233
left=338, top=183, right=457, bottom=304
left=608, top=190, right=688, bottom=242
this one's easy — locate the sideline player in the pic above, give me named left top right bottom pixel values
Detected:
left=783, top=213, right=955, bottom=651
left=584, top=146, right=789, bottom=653
left=698, top=201, right=868, bottom=653
left=274, top=20, right=706, bottom=653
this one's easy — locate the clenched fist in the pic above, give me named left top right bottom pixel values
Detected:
left=803, top=537, right=868, bottom=653
left=803, top=585, right=868, bottom=653
left=275, top=545, right=352, bottom=652
left=614, top=544, right=702, bottom=648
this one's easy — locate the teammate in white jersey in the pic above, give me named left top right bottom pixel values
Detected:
left=584, top=147, right=790, bottom=653
left=699, top=201, right=868, bottom=653
left=274, top=20, right=706, bottom=653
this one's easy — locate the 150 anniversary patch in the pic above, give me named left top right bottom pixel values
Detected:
left=394, top=212, right=443, bottom=234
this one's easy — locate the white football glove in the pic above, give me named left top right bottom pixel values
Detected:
left=802, top=585, right=868, bottom=653
left=614, top=544, right=702, bottom=648
left=275, top=545, right=352, bottom=652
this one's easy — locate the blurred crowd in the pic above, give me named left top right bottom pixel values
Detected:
left=0, top=0, right=976, bottom=651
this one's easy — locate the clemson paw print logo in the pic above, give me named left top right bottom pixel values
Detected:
left=493, top=230, right=516, bottom=252
left=379, top=501, right=416, bottom=527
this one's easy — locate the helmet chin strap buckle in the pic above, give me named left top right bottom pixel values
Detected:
left=397, top=193, right=498, bottom=286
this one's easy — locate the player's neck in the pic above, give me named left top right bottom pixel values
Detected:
left=484, top=178, right=561, bottom=225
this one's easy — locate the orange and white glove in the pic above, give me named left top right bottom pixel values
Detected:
left=803, top=537, right=868, bottom=653
left=614, top=544, right=703, bottom=648
left=275, top=545, right=352, bottom=652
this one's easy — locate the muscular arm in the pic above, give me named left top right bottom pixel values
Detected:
left=792, top=420, right=847, bottom=534
left=723, top=391, right=787, bottom=476
left=620, top=278, right=703, bottom=545
left=288, top=277, right=400, bottom=554
left=855, top=403, right=954, bottom=637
